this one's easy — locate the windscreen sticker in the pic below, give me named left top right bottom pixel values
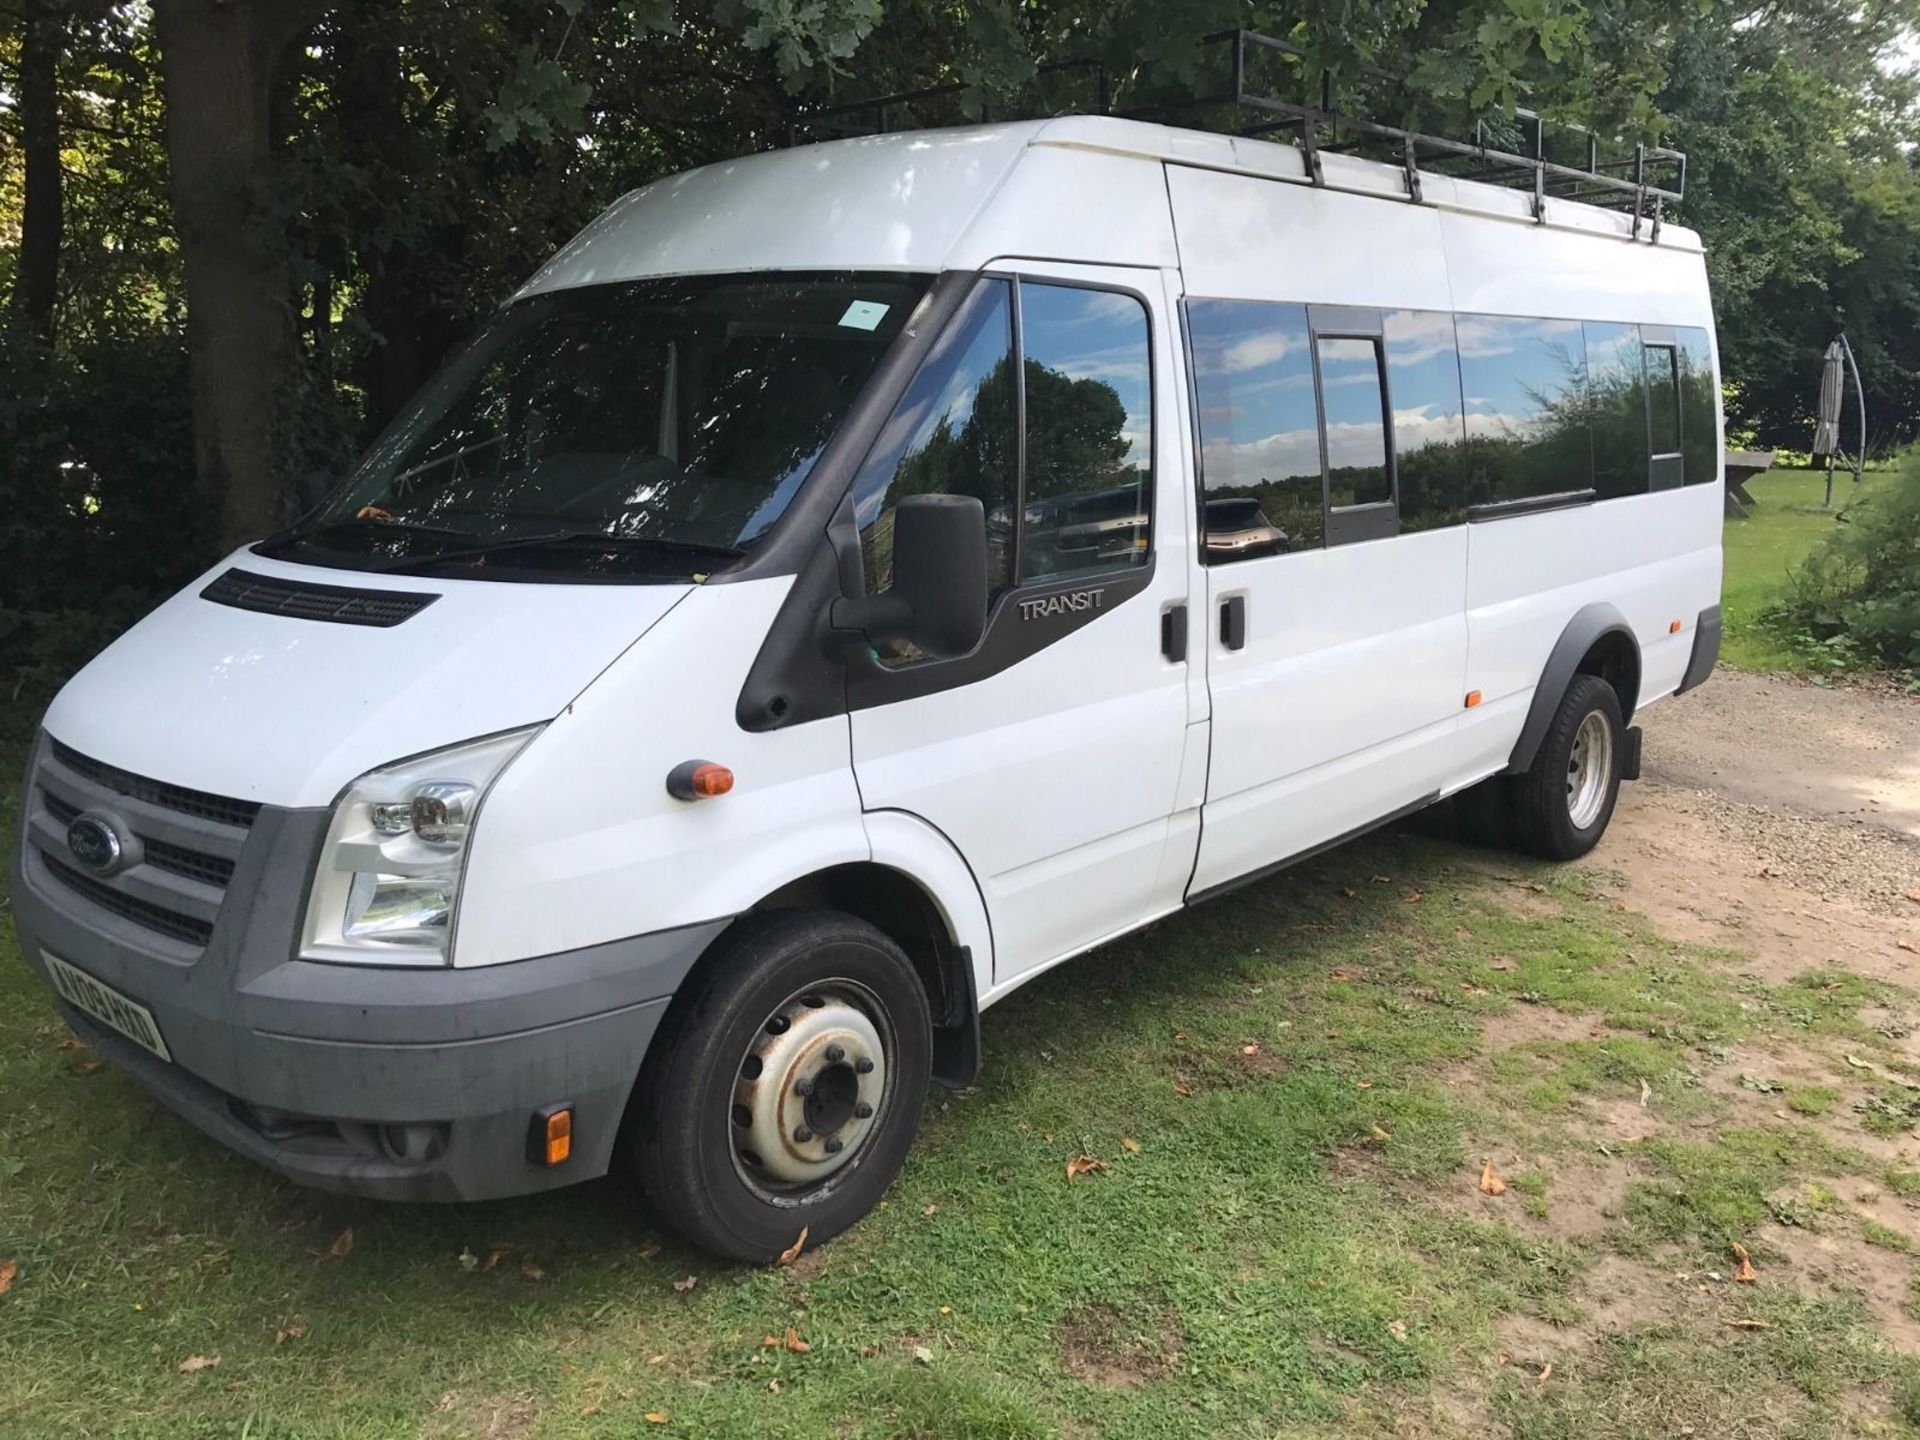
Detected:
left=838, top=300, right=890, bottom=332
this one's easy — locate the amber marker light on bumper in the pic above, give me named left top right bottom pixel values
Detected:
left=530, top=1103, right=574, bottom=1166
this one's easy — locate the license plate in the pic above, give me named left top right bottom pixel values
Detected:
left=42, top=950, right=172, bottom=1062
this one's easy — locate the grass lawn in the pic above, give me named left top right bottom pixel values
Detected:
left=1720, top=465, right=1874, bottom=671
left=8, top=745, right=1920, bottom=1436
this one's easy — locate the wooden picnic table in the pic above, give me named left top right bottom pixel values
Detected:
left=1723, top=449, right=1775, bottom=519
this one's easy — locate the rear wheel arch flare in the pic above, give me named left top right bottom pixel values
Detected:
left=1505, top=602, right=1642, bottom=775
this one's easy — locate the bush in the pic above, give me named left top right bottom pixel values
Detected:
left=1768, top=453, right=1920, bottom=671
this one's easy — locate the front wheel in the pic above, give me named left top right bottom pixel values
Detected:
left=626, top=911, right=932, bottom=1262
left=1511, top=673, right=1625, bottom=861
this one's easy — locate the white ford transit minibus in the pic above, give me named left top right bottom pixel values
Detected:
left=12, top=112, right=1721, bottom=1260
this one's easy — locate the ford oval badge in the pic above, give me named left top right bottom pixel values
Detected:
left=67, top=813, right=125, bottom=877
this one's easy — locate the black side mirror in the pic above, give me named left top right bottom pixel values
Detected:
left=830, top=493, right=988, bottom=659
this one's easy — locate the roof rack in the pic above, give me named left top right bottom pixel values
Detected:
left=784, top=28, right=1687, bottom=240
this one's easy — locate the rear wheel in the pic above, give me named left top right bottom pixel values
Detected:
left=1511, top=673, right=1624, bottom=861
left=627, top=910, right=932, bottom=1262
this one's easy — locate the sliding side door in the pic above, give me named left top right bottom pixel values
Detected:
left=1184, top=299, right=1473, bottom=897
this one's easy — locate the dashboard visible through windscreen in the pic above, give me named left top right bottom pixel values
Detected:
left=263, top=272, right=931, bottom=581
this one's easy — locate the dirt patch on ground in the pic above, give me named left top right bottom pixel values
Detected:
left=424, top=1392, right=538, bottom=1440
left=1055, top=1302, right=1184, bottom=1389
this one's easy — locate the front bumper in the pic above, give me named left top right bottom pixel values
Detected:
left=11, top=731, right=726, bottom=1202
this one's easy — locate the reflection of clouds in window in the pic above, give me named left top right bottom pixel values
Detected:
left=1218, top=328, right=1302, bottom=374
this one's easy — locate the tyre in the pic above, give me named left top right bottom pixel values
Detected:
left=626, top=910, right=932, bottom=1262
left=1511, top=673, right=1624, bottom=861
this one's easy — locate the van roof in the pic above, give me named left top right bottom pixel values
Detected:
left=516, top=115, right=1704, bottom=301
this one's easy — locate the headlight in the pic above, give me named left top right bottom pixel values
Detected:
left=300, top=728, right=539, bottom=965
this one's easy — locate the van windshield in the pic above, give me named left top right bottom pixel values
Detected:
left=266, top=272, right=931, bottom=581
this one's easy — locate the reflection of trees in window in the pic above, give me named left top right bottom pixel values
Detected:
left=1188, top=298, right=1325, bottom=555
left=1384, top=310, right=1469, bottom=531
left=856, top=282, right=1017, bottom=597
left=1675, top=328, right=1719, bottom=486
left=1459, top=317, right=1592, bottom=504
left=1317, top=337, right=1391, bottom=509
left=1020, top=359, right=1144, bottom=579
left=1586, top=322, right=1651, bottom=500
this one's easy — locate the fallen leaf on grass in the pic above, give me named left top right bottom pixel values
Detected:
left=777, top=1227, right=809, bottom=1266
left=784, top=1327, right=810, bottom=1354
left=1386, top=1319, right=1408, bottom=1342
left=922, top=1202, right=938, bottom=1216
left=912, top=1345, right=934, bottom=1365
left=1371, top=1124, right=1392, bottom=1142
left=1901, top=940, right=1920, bottom=955
left=1732, top=1242, right=1758, bottom=1283
left=0, top=1258, right=17, bottom=1295
left=1329, top=968, right=1353, bottom=982
left=519, top=1255, right=545, bottom=1281
left=1537, top=1363, right=1552, bottom=1382
left=1727, top=1318, right=1770, bottom=1331
left=1907, top=887, right=1920, bottom=904
left=644, top=1412, right=670, bottom=1425
left=311, top=1227, right=353, bottom=1263
left=637, top=1241, right=663, bottom=1261
left=457, top=1248, right=478, bottom=1272
left=1356, top=1079, right=1374, bottom=1090
left=275, top=1317, right=306, bottom=1345
left=1640, top=1078, right=1652, bottom=1108
left=178, top=1354, right=220, bottom=1374
left=1480, top=1160, right=1508, bottom=1196
left=55, top=1037, right=87, bottom=1051
left=672, top=1274, right=698, bottom=1293
left=1065, top=1154, right=1108, bottom=1180
left=70, top=1058, right=104, bottom=1076
left=1121, top=1136, right=1142, bottom=1154
left=1240, top=1043, right=1261, bottom=1056
left=1403, top=889, right=1424, bottom=905
left=481, top=1247, right=507, bottom=1272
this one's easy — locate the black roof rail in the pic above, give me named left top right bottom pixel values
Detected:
left=782, top=28, right=1686, bottom=236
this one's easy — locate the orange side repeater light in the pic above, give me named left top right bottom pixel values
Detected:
left=1465, top=690, right=1483, bottom=709
left=667, top=759, right=735, bottom=801
left=530, top=1103, right=573, bottom=1166
left=1670, top=620, right=1684, bottom=634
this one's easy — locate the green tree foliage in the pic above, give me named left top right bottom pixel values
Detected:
left=2, top=0, right=1918, bottom=704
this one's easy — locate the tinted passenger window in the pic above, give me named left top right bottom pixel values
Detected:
left=1585, top=322, right=1650, bottom=501
left=1458, top=316, right=1591, bottom=504
left=1019, top=284, right=1152, bottom=582
left=1188, top=299, right=1322, bottom=560
left=1676, top=327, right=1719, bottom=485
left=854, top=279, right=1016, bottom=599
left=1645, top=343, right=1681, bottom=456
left=1316, top=337, right=1391, bottom=509
left=1384, top=311, right=1469, bottom=531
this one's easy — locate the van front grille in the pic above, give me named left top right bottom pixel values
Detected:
left=40, top=857, right=217, bottom=947
left=29, top=740, right=254, bottom=953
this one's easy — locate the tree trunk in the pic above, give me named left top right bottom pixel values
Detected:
left=154, top=0, right=323, bottom=549
left=10, top=0, right=66, bottom=344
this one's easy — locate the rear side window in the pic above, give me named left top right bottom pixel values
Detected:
left=1018, top=284, right=1153, bottom=583
left=1384, top=310, right=1469, bottom=532
left=854, top=279, right=1017, bottom=598
left=1316, top=336, right=1391, bottom=510
left=1187, top=299, right=1323, bottom=559
left=1457, top=316, right=1591, bottom=506
left=1676, top=327, right=1719, bottom=485
left=1645, top=342, right=1681, bottom=456
left=1585, top=322, right=1650, bottom=501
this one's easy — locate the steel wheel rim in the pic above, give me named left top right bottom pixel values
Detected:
left=729, top=978, right=894, bottom=1204
left=1566, top=710, right=1614, bottom=830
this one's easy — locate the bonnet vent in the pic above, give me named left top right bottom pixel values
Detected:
left=200, top=568, right=440, bottom=628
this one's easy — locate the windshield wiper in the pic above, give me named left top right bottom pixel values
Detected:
left=286, top=514, right=484, bottom=545
left=366, top=528, right=744, bottom=575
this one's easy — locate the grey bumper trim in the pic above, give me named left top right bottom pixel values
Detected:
left=1676, top=603, right=1722, bottom=694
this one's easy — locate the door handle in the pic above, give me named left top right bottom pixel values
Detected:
left=1220, top=595, right=1247, bottom=651
left=1161, top=603, right=1188, bottom=662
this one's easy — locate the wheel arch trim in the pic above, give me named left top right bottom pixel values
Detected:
left=1504, top=602, right=1641, bottom=776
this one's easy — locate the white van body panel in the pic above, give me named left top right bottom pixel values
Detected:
left=516, top=127, right=1035, bottom=294
left=859, top=809, right=997, bottom=997
left=456, top=577, right=868, bottom=968
left=42, top=548, right=688, bottom=809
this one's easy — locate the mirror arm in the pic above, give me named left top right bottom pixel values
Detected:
left=826, top=593, right=915, bottom=652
